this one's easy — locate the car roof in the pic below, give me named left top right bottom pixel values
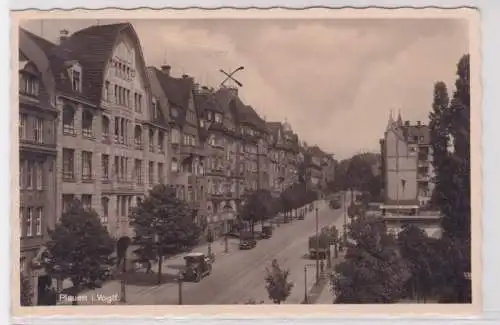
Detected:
left=184, top=252, right=205, bottom=258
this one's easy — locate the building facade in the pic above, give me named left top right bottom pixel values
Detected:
left=147, top=65, right=210, bottom=230
left=19, top=29, right=59, bottom=305
left=304, top=145, right=325, bottom=191
left=24, top=23, right=170, bottom=243
left=380, top=112, right=434, bottom=208
left=266, top=121, right=300, bottom=197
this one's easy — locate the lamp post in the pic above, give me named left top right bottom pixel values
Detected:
left=178, top=270, right=183, bottom=305
left=303, top=266, right=308, bottom=304
left=315, top=206, right=320, bottom=284
left=120, top=255, right=127, bottom=303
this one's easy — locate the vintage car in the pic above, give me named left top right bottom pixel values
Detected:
left=180, top=252, right=213, bottom=282
left=261, top=225, right=273, bottom=239
left=239, top=232, right=257, bottom=250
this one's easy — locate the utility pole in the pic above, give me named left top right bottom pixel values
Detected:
left=178, top=270, right=183, bottom=305
left=303, top=266, right=308, bottom=304
left=315, top=206, right=320, bottom=284
left=120, top=256, right=127, bottom=303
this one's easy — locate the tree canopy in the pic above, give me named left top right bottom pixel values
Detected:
left=331, top=153, right=382, bottom=201
left=332, top=215, right=410, bottom=303
left=265, top=260, right=294, bottom=304
left=129, top=184, right=201, bottom=283
left=429, top=54, right=471, bottom=302
left=240, top=189, right=274, bottom=231
left=44, top=199, right=115, bottom=286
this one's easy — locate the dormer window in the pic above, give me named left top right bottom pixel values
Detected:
left=19, top=72, right=39, bottom=97
left=71, top=66, right=82, bottom=92
left=151, top=98, right=158, bottom=119
left=214, top=113, right=222, bottom=124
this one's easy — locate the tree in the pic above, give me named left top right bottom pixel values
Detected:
left=240, top=189, right=273, bottom=234
left=129, top=184, right=201, bottom=284
left=265, top=260, right=294, bottom=304
left=20, top=273, right=33, bottom=306
left=332, top=215, right=410, bottom=303
left=429, top=54, right=471, bottom=302
left=397, top=224, right=447, bottom=302
left=429, top=81, right=451, bottom=208
left=43, top=199, right=115, bottom=304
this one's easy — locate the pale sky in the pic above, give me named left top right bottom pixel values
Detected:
left=21, top=18, right=469, bottom=159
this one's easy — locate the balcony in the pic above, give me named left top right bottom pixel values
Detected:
left=180, top=145, right=209, bottom=157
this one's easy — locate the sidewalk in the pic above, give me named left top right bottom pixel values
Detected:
left=59, top=236, right=240, bottom=304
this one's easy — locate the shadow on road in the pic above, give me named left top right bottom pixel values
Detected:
left=117, top=271, right=179, bottom=286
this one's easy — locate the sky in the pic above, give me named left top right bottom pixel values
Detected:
left=21, top=18, right=469, bottom=159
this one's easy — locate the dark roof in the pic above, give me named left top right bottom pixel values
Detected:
left=266, top=121, right=299, bottom=152
left=213, top=87, right=267, bottom=132
left=404, top=124, right=430, bottom=145
left=194, top=90, right=224, bottom=115
left=148, top=67, right=196, bottom=126
left=308, top=145, right=326, bottom=157
left=22, top=23, right=149, bottom=105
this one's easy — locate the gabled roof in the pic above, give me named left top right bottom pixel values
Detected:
left=147, top=67, right=196, bottom=127
left=213, top=87, right=267, bottom=132
left=22, top=23, right=150, bottom=105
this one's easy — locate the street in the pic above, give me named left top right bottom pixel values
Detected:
left=68, top=199, right=347, bottom=305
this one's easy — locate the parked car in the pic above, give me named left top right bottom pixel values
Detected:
left=181, top=252, right=213, bottom=282
left=329, top=199, right=341, bottom=209
left=261, top=225, right=273, bottom=239
left=239, top=232, right=257, bottom=250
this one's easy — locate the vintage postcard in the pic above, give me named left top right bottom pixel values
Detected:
left=11, top=7, right=481, bottom=318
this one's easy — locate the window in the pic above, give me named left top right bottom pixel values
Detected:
left=120, top=119, right=125, bottom=144
left=36, top=162, right=43, bottom=190
left=82, top=194, right=92, bottom=210
left=101, top=197, right=109, bottom=224
left=62, top=194, right=75, bottom=212
left=19, top=73, right=39, bottom=97
left=101, top=154, right=109, bottom=180
left=158, top=131, right=164, bottom=153
left=35, top=207, right=42, bottom=236
left=32, top=117, right=44, bottom=143
left=158, top=163, right=164, bottom=183
left=114, top=85, right=118, bottom=103
left=148, top=161, right=154, bottom=184
left=26, top=207, right=33, bottom=237
left=171, top=128, right=180, bottom=144
left=171, top=158, right=179, bottom=173
left=134, top=125, right=142, bottom=148
left=62, top=105, right=75, bottom=135
left=113, top=156, right=119, bottom=180
left=215, top=113, right=222, bottom=123
left=81, top=151, right=93, bottom=181
left=19, top=161, right=24, bottom=189
left=72, top=69, right=81, bottom=92
left=19, top=114, right=27, bottom=140
left=152, top=99, right=158, bottom=119
left=171, top=107, right=178, bottom=117
left=104, top=81, right=110, bottom=101
left=26, top=161, right=34, bottom=189
left=62, top=148, right=75, bottom=181
left=114, top=117, right=119, bottom=142
left=134, top=159, right=143, bottom=184
left=82, top=110, right=93, bottom=138
left=102, top=116, right=110, bottom=139
left=149, top=129, right=155, bottom=152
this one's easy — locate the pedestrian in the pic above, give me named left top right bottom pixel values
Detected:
left=145, top=259, right=153, bottom=274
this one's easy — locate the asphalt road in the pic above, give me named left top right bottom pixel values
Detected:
left=66, top=199, right=347, bottom=305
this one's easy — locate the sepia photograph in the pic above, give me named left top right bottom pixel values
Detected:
left=12, top=7, right=480, bottom=316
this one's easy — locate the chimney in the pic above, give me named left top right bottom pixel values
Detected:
left=417, top=121, right=421, bottom=126
left=227, top=86, right=238, bottom=97
left=193, top=82, right=200, bottom=94
left=161, top=65, right=171, bottom=76
left=404, top=120, right=410, bottom=127
left=182, top=74, right=189, bottom=79
left=59, top=29, right=69, bottom=44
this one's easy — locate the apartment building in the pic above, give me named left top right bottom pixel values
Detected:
left=147, top=65, right=210, bottom=227
left=266, top=121, right=300, bottom=197
left=18, top=29, right=59, bottom=305
left=380, top=112, right=434, bottom=208
left=304, top=145, right=325, bottom=190
left=24, top=23, right=170, bottom=242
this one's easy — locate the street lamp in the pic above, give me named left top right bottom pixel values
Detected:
left=222, top=204, right=233, bottom=253
left=315, top=206, right=320, bottom=284
left=178, top=270, right=183, bottom=305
